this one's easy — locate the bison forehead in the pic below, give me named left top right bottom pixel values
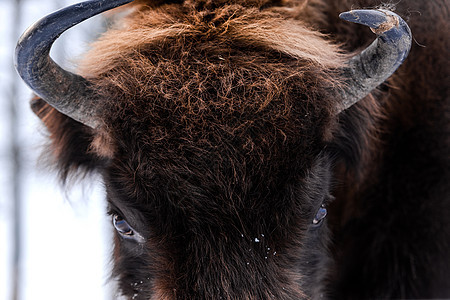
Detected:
left=86, top=39, right=338, bottom=160
left=82, top=0, right=341, bottom=209
left=102, top=60, right=333, bottom=201
left=87, top=39, right=338, bottom=166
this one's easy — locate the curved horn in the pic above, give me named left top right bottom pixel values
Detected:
left=14, top=0, right=134, bottom=128
left=337, top=9, right=412, bottom=112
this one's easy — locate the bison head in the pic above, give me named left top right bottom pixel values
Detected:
left=15, top=0, right=411, bottom=298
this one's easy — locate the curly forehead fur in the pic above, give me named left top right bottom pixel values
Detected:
left=75, top=0, right=347, bottom=197
left=83, top=1, right=342, bottom=145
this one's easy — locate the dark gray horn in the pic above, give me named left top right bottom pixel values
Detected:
left=14, top=0, right=135, bottom=128
left=337, top=9, right=412, bottom=112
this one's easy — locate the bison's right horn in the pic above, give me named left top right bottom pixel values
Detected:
left=336, top=9, right=412, bottom=113
left=14, top=0, right=135, bottom=129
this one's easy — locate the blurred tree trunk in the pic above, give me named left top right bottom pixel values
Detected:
left=11, top=0, right=22, bottom=299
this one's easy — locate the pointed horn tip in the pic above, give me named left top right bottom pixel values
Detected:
left=15, top=0, right=138, bottom=130
left=338, top=11, right=358, bottom=22
left=339, top=9, right=400, bottom=33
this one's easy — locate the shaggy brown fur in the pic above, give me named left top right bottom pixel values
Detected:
left=30, top=0, right=449, bottom=299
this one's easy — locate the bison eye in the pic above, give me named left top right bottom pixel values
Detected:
left=113, top=214, right=134, bottom=236
left=112, top=214, right=146, bottom=243
left=312, top=204, right=327, bottom=226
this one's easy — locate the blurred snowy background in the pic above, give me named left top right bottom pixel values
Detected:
left=1, top=1, right=115, bottom=299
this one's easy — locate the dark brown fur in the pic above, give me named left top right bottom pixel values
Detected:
left=31, top=0, right=449, bottom=298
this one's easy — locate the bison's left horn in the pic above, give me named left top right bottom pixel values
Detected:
left=14, top=0, right=135, bottom=128
left=337, top=9, right=412, bottom=112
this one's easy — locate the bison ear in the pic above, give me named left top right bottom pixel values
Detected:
left=30, top=96, right=107, bottom=183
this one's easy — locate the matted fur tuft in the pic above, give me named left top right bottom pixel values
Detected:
left=30, top=96, right=105, bottom=183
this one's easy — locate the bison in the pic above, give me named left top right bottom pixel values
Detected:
left=15, top=0, right=449, bottom=299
